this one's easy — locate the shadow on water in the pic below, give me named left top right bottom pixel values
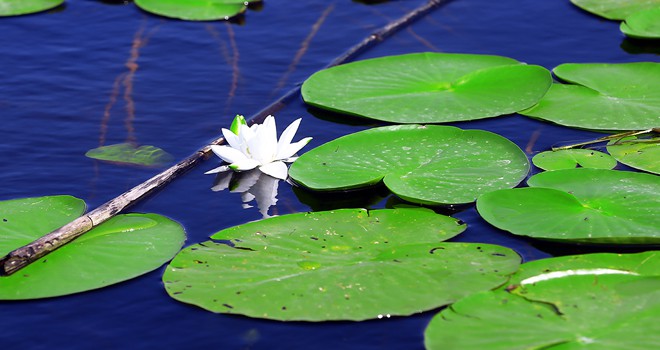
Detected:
left=306, top=105, right=388, bottom=128
left=620, top=38, right=660, bottom=55
left=292, top=182, right=391, bottom=211
left=530, top=240, right=660, bottom=258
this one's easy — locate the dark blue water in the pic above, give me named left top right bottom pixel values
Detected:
left=1, top=0, right=657, bottom=349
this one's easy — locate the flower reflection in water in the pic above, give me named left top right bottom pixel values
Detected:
left=212, top=169, right=280, bottom=218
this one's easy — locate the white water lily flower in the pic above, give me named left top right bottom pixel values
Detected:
left=205, top=115, right=312, bottom=180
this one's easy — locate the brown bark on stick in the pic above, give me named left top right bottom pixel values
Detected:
left=0, top=0, right=449, bottom=276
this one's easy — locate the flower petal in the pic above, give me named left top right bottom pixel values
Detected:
left=235, top=125, right=253, bottom=155
left=259, top=161, right=288, bottom=180
left=276, top=137, right=313, bottom=161
left=222, top=128, right=242, bottom=151
left=277, top=118, right=302, bottom=151
left=249, top=116, right=278, bottom=163
left=282, top=156, right=298, bottom=163
left=239, top=123, right=256, bottom=143
left=204, top=165, right=231, bottom=175
left=211, top=145, right=249, bottom=164
left=229, top=158, right=261, bottom=171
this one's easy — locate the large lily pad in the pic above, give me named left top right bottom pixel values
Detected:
left=0, top=195, right=186, bottom=299
left=134, top=0, right=260, bottom=21
left=532, top=149, right=616, bottom=171
left=521, top=62, right=660, bottom=131
left=425, top=272, right=660, bottom=349
left=289, top=125, right=529, bottom=205
left=301, top=53, right=552, bottom=123
left=163, top=208, right=522, bottom=321
left=85, top=143, right=173, bottom=167
left=621, top=7, right=660, bottom=39
left=0, top=0, right=63, bottom=17
left=570, top=0, right=660, bottom=20
left=607, top=136, right=660, bottom=174
left=477, top=169, right=660, bottom=244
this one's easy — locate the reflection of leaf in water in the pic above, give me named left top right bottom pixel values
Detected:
left=212, top=169, right=280, bottom=218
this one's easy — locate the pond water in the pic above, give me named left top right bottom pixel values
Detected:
left=0, top=0, right=657, bottom=349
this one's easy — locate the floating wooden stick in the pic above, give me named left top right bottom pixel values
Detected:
left=0, top=0, right=449, bottom=276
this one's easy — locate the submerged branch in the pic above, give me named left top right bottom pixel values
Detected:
left=100, top=72, right=127, bottom=147
left=0, top=0, right=450, bottom=276
left=225, top=22, right=240, bottom=113
left=274, top=4, right=335, bottom=94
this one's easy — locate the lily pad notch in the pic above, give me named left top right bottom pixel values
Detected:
left=301, top=52, right=552, bottom=124
left=425, top=251, right=660, bottom=349
left=477, top=168, right=660, bottom=244
left=521, top=62, right=660, bottom=131
left=163, top=208, right=521, bottom=321
left=289, top=125, right=530, bottom=205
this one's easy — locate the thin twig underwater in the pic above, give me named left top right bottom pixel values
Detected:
left=273, top=3, right=335, bottom=95
left=205, top=22, right=240, bottom=114
left=100, top=17, right=161, bottom=147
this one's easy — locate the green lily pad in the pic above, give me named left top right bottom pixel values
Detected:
left=621, top=7, right=660, bottom=39
left=501, top=251, right=660, bottom=290
left=163, top=208, right=522, bottom=321
left=85, top=143, right=173, bottom=167
left=532, top=149, right=617, bottom=171
left=301, top=52, right=552, bottom=123
left=289, top=125, right=529, bottom=205
left=0, top=195, right=87, bottom=255
left=0, top=195, right=186, bottom=299
left=607, top=136, right=660, bottom=174
left=570, top=0, right=660, bottom=20
left=0, top=0, right=63, bottom=17
left=477, top=169, right=660, bottom=244
left=425, top=272, right=660, bottom=349
left=134, top=0, right=260, bottom=21
left=521, top=62, right=660, bottom=131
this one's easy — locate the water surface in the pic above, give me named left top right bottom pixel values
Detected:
left=0, top=0, right=656, bottom=348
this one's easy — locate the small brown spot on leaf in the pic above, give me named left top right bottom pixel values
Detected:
left=429, top=247, right=445, bottom=254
